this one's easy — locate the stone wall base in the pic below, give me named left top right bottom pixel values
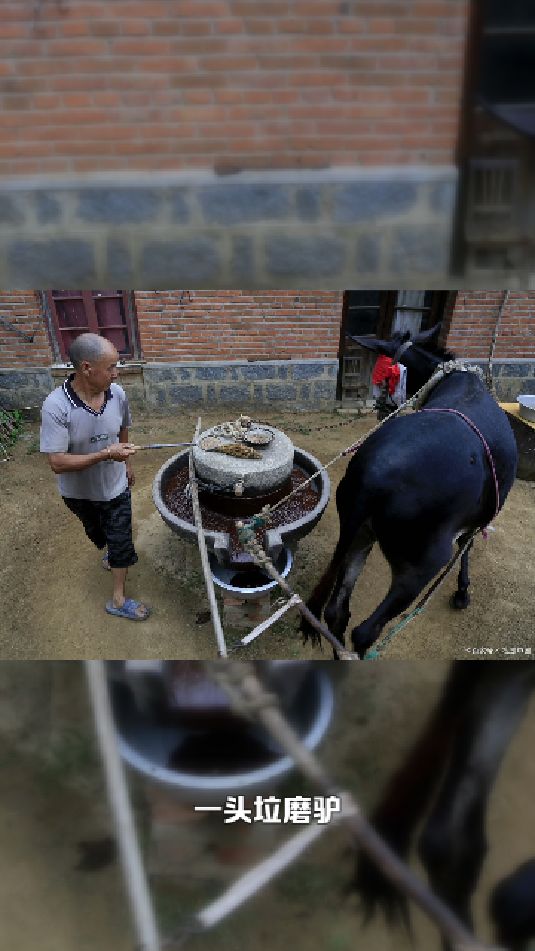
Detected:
left=0, top=167, right=457, bottom=287
left=463, top=360, right=535, bottom=401
left=0, top=359, right=339, bottom=412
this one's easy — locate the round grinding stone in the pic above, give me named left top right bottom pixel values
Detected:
left=193, top=424, right=294, bottom=493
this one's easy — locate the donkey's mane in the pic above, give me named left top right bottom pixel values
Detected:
left=429, top=344, right=455, bottom=361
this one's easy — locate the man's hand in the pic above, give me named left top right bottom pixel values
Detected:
left=106, top=442, right=137, bottom=462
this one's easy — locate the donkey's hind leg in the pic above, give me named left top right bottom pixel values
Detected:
left=418, top=666, right=534, bottom=931
left=350, top=534, right=454, bottom=658
left=451, top=538, right=474, bottom=610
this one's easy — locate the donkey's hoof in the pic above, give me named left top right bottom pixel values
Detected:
left=300, top=615, right=321, bottom=647
left=451, top=590, right=470, bottom=610
left=351, top=629, right=374, bottom=660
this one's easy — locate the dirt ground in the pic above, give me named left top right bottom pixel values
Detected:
left=1, top=408, right=534, bottom=660
left=0, top=661, right=533, bottom=951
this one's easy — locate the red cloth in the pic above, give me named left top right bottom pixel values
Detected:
left=372, top=356, right=400, bottom=396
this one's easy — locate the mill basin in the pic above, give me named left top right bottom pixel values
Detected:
left=153, top=423, right=330, bottom=566
left=109, top=664, right=334, bottom=805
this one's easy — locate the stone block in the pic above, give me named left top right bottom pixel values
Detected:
left=7, top=239, right=96, bottom=285
left=291, top=363, right=326, bottom=380
left=265, top=235, right=345, bottom=277
left=266, top=384, right=298, bottom=402
left=501, top=363, right=530, bottom=378
left=195, top=365, right=229, bottom=381
left=78, top=188, right=160, bottom=223
left=199, top=184, right=290, bottom=224
left=355, top=233, right=381, bottom=273
left=141, top=238, right=221, bottom=285
left=313, top=380, right=337, bottom=401
left=333, top=181, right=417, bottom=222
left=429, top=180, right=455, bottom=214
left=239, top=364, right=277, bottom=380
left=0, top=194, right=25, bottom=225
left=168, top=385, right=203, bottom=404
left=219, top=384, right=251, bottom=402
left=155, top=387, right=167, bottom=406
left=231, top=235, right=254, bottom=280
left=34, top=192, right=62, bottom=224
left=389, top=225, right=448, bottom=274
left=168, top=189, right=191, bottom=223
left=146, top=367, right=176, bottom=383
left=295, top=187, right=321, bottom=221
left=0, top=369, right=53, bottom=408
left=107, top=238, right=134, bottom=283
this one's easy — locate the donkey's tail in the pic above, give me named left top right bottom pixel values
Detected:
left=300, top=485, right=373, bottom=648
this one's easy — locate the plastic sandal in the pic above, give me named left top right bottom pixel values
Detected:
left=105, top=598, right=151, bottom=621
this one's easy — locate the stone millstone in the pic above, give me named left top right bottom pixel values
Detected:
left=193, top=424, right=294, bottom=493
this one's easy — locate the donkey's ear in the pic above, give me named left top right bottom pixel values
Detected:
left=348, top=334, right=398, bottom=357
left=414, top=323, right=442, bottom=347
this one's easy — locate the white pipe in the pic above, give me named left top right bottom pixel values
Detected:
left=239, top=594, right=302, bottom=646
left=196, top=819, right=332, bottom=930
left=85, top=661, right=161, bottom=951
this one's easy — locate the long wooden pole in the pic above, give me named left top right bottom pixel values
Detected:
left=189, top=417, right=228, bottom=658
left=85, top=661, right=160, bottom=951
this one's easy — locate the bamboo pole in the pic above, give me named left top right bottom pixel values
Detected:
left=85, top=661, right=160, bottom=951
left=196, top=820, right=330, bottom=929
left=238, top=594, right=302, bottom=648
left=189, top=417, right=228, bottom=658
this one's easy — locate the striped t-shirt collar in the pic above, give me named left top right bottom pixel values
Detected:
left=63, top=373, right=113, bottom=417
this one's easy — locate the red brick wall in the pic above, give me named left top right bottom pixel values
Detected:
left=447, top=291, right=535, bottom=359
left=0, top=291, right=53, bottom=367
left=1, top=1, right=468, bottom=176
left=134, top=290, right=343, bottom=360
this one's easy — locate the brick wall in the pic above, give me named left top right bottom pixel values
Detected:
left=134, top=290, right=343, bottom=361
left=447, top=291, right=535, bottom=359
left=0, top=290, right=52, bottom=366
left=1, top=0, right=468, bottom=177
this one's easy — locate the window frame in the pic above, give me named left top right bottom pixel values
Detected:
left=46, top=290, right=137, bottom=362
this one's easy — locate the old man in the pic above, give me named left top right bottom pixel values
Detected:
left=40, top=332, right=150, bottom=621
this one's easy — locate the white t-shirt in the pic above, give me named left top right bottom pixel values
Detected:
left=40, top=376, right=131, bottom=501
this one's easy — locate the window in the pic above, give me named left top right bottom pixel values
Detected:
left=479, top=1, right=535, bottom=112
left=47, top=290, right=137, bottom=362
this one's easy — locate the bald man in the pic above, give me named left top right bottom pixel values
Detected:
left=40, top=332, right=150, bottom=621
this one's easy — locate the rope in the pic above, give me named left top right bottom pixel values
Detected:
left=364, top=531, right=477, bottom=659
